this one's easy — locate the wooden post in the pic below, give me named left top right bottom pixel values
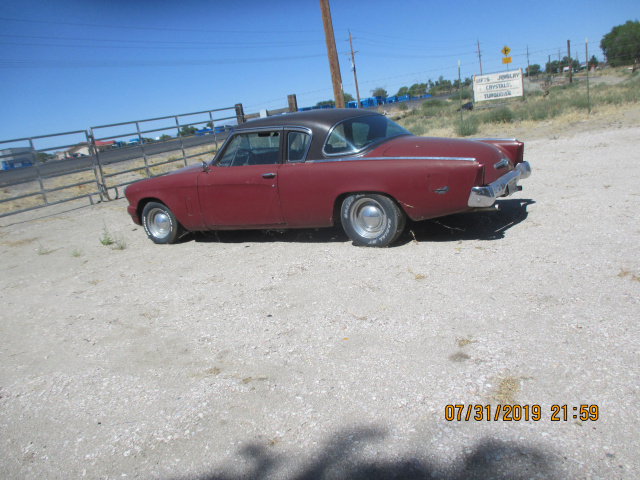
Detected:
left=567, top=40, right=572, bottom=84
left=319, top=0, right=344, bottom=108
left=287, top=94, right=298, bottom=113
left=235, top=103, right=245, bottom=124
left=348, top=30, right=361, bottom=108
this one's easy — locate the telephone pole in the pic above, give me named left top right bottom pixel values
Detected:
left=319, top=0, right=344, bottom=108
left=347, top=30, right=361, bottom=108
left=567, top=39, right=572, bottom=84
left=477, top=39, right=483, bottom=75
left=526, top=46, right=530, bottom=78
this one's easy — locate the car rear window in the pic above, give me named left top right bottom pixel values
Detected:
left=324, top=116, right=410, bottom=156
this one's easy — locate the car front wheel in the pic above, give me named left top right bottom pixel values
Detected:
left=340, top=194, right=406, bottom=247
left=141, top=201, right=183, bottom=244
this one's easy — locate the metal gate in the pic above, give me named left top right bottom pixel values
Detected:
left=90, top=106, right=239, bottom=200
left=0, top=106, right=240, bottom=218
left=0, top=130, right=103, bottom=218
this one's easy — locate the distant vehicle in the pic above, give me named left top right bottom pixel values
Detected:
left=125, top=109, right=531, bottom=246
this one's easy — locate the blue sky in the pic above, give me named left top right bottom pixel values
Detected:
left=1, top=0, right=638, bottom=140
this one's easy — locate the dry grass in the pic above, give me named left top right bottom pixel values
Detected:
left=618, top=269, right=640, bottom=282
left=397, top=69, right=639, bottom=138
left=489, top=375, right=521, bottom=405
left=1, top=143, right=217, bottom=217
left=407, top=267, right=425, bottom=280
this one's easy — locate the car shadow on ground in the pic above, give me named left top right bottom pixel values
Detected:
left=174, top=427, right=558, bottom=480
left=399, top=199, right=535, bottom=246
left=184, top=199, right=534, bottom=247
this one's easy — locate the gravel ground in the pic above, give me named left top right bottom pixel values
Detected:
left=1, top=115, right=639, bottom=479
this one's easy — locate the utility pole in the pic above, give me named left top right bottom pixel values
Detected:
left=567, top=39, right=572, bottom=84
left=526, top=46, right=530, bottom=78
left=319, top=0, right=344, bottom=108
left=477, top=39, right=483, bottom=75
left=347, top=30, right=361, bottom=108
left=586, top=37, right=591, bottom=114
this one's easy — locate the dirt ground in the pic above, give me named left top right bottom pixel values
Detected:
left=1, top=105, right=639, bottom=479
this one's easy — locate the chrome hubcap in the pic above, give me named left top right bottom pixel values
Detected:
left=350, top=198, right=387, bottom=239
left=147, top=208, right=170, bottom=238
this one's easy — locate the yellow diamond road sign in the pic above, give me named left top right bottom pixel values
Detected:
left=501, top=46, right=511, bottom=56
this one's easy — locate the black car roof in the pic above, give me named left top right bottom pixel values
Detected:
left=229, top=108, right=388, bottom=160
left=238, top=108, right=381, bottom=132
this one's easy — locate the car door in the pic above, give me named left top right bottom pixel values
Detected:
left=197, top=129, right=285, bottom=227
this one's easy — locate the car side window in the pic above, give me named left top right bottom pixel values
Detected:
left=287, top=132, right=310, bottom=162
left=217, top=131, right=281, bottom=167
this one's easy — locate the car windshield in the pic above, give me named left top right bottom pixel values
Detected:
left=324, top=115, right=411, bottom=156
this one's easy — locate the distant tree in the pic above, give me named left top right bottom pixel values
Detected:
left=588, top=55, right=599, bottom=69
left=545, top=60, right=560, bottom=74
left=601, top=20, right=640, bottom=67
left=408, top=83, right=428, bottom=96
left=316, top=93, right=354, bottom=107
left=526, top=64, right=541, bottom=76
left=206, top=121, right=213, bottom=128
left=178, top=126, right=197, bottom=137
left=159, top=134, right=172, bottom=141
left=371, top=87, right=388, bottom=97
left=395, top=86, right=409, bottom=96
left=36, top=152, right=54, bottom=162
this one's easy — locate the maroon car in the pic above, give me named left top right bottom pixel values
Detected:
left=124, top=109, right=531, bottom=247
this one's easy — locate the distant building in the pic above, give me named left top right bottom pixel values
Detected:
left=56, top=140, right=115, bottom=160
left=0, top=147, right=33, bottom=170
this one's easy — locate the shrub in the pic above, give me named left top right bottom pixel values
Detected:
left=484, top=107, right=515, bottom=124
left=420, top=99, right=447, bottom=117
left=454, top=116, right=479, bottom=136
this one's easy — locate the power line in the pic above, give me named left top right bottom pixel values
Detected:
left=0, top=16, right=318, bottom=35
left=0, top=33, right=323, bottom=48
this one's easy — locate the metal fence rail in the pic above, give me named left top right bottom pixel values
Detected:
left=90, top=106, right=238, bottom=199
left=0, top=130, right=103, bottom=218
left=0, top=105, right=240, bottom=218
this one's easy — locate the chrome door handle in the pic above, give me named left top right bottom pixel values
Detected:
left=262, top=173, right=276, bottom=178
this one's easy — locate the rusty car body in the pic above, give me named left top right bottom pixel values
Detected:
left=124, top=109, right=531, bottom=247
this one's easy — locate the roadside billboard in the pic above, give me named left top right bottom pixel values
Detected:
left=473, top=68, right=524, bottom=102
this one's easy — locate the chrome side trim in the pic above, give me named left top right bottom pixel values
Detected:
left=468, top=161, right=531, bottom=207
left=307, top=156, right=477, bottom=164
left=473, top=138, right=518, bottom=141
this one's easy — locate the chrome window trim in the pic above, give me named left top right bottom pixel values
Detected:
left=322, top=115, right=412, bottom=157
left=213, top=127, right=284, bottom=167
left=285, top=127, right=312, bottom=163
left=306, top=155, right=477, bottom=164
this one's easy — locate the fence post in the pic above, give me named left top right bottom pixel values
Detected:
left=88, top=130, right=107, bottom=202
left=28, top=138, right=48, bottom=206
left=287, top=95, right=298, bottom=113
left=235, top=104, right=245, bottom=124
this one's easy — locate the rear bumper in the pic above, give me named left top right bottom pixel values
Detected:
left=468, top=161, right=531, bottom=207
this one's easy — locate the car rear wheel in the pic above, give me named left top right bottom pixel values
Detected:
left=341, top=194, right=406, bottom=247
left=141, top=201, right=183, bottom=244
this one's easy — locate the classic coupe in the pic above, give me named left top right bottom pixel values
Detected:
left=124, top=109, right=531, bottom=247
